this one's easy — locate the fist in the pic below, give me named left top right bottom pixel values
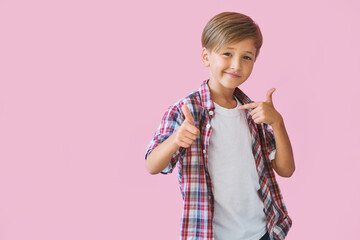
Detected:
left=174, top=105, right=200, bottom=148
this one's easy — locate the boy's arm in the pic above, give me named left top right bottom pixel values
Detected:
left=238, top=88, right=295, bottom=178
left=145, top=133, right=180, bottom=175
left=146, top=105, right=200, bottom=175
left=270, top=118, right=295, bottom=177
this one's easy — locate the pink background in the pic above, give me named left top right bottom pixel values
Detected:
left=0, top=0, right=359, bottom=239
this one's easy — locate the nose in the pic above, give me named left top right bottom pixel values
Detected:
left=231, top=59, right=242, bottom=71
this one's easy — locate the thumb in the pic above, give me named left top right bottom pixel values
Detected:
left=266, top=88, right=276, bottom=103
left=181, top=105, right=195, bottom=124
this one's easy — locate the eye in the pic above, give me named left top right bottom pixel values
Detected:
left=223, top=52, right=232, bottom=57
left=243, top=56, right=252, bottom=60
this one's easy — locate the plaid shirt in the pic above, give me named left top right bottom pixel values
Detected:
left=145, top=80, right=292, bottom=240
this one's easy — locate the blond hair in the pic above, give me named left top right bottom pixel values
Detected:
left=201, top=12, right=263, bottom=59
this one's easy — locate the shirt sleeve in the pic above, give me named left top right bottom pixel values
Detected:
left=145, top=104, right=185, bottom=174
left=263, top=123, right=276, bottom=161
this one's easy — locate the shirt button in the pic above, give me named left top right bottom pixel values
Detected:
left=206, top=124, right=211, bottom=129
left=209, top=111, right=214, bottom=116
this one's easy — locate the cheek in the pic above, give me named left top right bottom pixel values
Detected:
left=217, top=62, right=229, bottom=72
left=245, top=63, right=254, bottom=74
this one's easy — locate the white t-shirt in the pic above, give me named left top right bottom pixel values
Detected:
left=208, top=98, right=275, bottom=240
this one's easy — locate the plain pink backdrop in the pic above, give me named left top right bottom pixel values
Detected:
left=0, top=0, right=359, bottom=239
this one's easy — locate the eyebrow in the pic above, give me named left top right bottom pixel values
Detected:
left=225, top=47, right=255, bottom=55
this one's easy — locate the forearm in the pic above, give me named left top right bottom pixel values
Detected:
left=271, top=117, right=295, bottom=177
left=145, top=133, right=180, bottom=175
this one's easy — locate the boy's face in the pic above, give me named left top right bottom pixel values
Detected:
left=201, top=38, right=257, bottom=91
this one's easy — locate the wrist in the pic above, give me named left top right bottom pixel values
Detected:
left=169, top=131, right=182, bottom=149
left=270, top=115, right=284, bottom=130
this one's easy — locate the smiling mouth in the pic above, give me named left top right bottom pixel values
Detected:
left=226, top=72, right=240, bottom=78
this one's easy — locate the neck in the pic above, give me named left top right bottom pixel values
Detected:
left=207, top=79, right=237, bottom=108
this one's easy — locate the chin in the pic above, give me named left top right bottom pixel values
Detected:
left=222, top=79, right=244, bottom=88
left=221, top=82, right=238, bottom=89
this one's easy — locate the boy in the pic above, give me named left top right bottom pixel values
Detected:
left=145, top=12, right=295, bottom=240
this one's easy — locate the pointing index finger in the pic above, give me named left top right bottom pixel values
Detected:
left=237, top=102, right=259, bottom=110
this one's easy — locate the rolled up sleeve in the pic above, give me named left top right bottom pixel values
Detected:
left=263, top=123, right=276, bottom=161
left=145, top=104, right=185, bottom=174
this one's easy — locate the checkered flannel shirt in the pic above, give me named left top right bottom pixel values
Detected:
left=145, top=79, right=292, bottom=239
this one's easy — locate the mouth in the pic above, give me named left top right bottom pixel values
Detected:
left=226, top=72, right=240, bottom=78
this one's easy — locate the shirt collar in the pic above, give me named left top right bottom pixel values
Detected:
left=199, top=79, right=215, bottom=111
left=199, top=79, right=255, bottom=111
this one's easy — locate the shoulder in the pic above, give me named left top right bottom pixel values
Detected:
left=165, top=89, right=202, bottom=116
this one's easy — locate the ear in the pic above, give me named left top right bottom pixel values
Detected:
left=201, top=48, right=210, bottom=67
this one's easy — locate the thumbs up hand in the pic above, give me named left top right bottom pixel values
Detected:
left=174, top=105, right=200, bottom=148
left=237, top=88, right=283, bottom=126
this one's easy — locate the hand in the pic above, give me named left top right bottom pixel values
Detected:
left=237, top=88, right=283, bottom=126
left=174, top=105, right=200, bottom=148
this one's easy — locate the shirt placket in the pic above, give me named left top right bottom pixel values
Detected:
left=201, top=108, right=215, bottom=216
left=202, top=110, right=213, bottom=170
